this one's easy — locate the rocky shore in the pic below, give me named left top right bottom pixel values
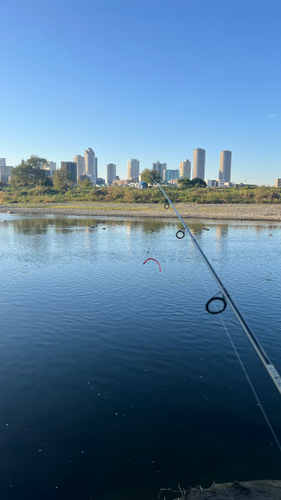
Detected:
left=176, top=480, right=281, bottom=499
left=1, top=202, right=281, bottom=221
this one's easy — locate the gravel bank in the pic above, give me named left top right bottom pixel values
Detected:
left=1, top=202, right=281, bottom=221
left=177, top=480, right=281, bottom=499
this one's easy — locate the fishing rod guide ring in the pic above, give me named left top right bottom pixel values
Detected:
left=205, top=296, right=227, bottom=314
left=164, top=203, right=170, bottom=209
left=176, top=230, right=185, bottom=239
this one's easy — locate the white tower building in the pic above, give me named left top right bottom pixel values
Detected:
left=107, top=163, right=116, bottom=185
left=73, top=155, right=85, bottom=177
left=84, top=148, right=97, bottom=184
left=192, top=149, right=205, bottom=180
left=219, top=151, right=232, bottom=182
left=179, top=160, right=191, bottom=179
left=127, top=159, right=139, bottom=180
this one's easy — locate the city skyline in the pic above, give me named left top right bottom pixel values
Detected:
left=2, top=147, right=279, bottom=185
left=1, top=0, right=280, bottom=185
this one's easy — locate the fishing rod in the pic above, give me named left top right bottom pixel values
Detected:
left=154, top=181, right=281, bottom=396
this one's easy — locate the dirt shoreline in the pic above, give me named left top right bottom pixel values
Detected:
left=177, top=480, right=281, bottom=499
left=1, top=202, right=281, bottom=221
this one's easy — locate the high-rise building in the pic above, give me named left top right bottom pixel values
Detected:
left=127, top=159, right=139, bottom=180
left=73, top=155, right=85, bottom=177
left=164, top=169, right=179, bottom=183
left=153, top=161, right=167, bottom=181
left=84, top=148, right=97, bottom=184
left=0, top=158, right=6, bottom=167
left=219, top=150, right=232, bottom=182
left=179, top=160, right=191, bottom=179
left=0, top=165, right=13, bottom=184
left=61, top=162, right=77, bottom=183
left=275, top=179, right=281, bottom=187
left=192, top=149, right=205, bottom=180
left=107, top=163, right=116, bottom=185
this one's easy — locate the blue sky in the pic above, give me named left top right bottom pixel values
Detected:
left=1, top=0, right=280, bottom=184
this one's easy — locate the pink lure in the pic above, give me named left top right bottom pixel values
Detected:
left=143, top=258, right=161, bottom=272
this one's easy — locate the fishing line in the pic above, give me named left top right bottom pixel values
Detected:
left=154, top=182, right=281, bottom=396
left=199, top=274, right=281, bottom=454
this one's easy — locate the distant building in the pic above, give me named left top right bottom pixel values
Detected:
left=61, top=162, right=77, bottom=183
left=193, top=149, right=205, bottom=180
left=164, top=169, right=179, bottom=183
left=107, top=163, right=116, bottom=185
left=179, top=160, right=191, bottom=179
left=0, top=165, right=13, bottom=184
left=73, top=155, right=85, bottom=177
left=275, top=179, right=281, bottom=187
left=84, top=148, right=97, bottom=184
left=153, top=161, right=167, bottom=181
left=127, top=159, right=139, bottom=180
left=219, top=150, right=232, bottom=182
left=138, top=182, right=148, bottom=189
left=42, top=161, right=56, bottom=176
left=206, top=179, right=219, bottom=187
left=96, top=177, right=105, bottom=185
left=0, top=158, right=6, bottom=167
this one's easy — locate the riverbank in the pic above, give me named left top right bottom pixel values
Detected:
left=177, top=480, right=281, bottom=499
left=1, top=202, right=281, bottom=221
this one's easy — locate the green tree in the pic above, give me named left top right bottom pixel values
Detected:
left=140, top=169, right=162, bottom=185
left=82, top=178, right=93, bottom=188
left=178, top=177, right=192, bottom=188
left=10, top=155, right=47, bottom=186
left=53, top=169, right=72, bottom=191
left=41, top=176, right=53, bottom=187
left=190, top=177, right=207, bottom=188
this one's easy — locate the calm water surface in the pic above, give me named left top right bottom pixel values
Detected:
left=0, top=214, right=281, bottom=500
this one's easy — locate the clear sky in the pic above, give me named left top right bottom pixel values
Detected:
left=1, top=0, right=280, bottom=184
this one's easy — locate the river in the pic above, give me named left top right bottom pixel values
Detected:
left=0, top=215, right=281, bottom=500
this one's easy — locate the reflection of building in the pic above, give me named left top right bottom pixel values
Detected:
left=192, top=149, right=205, bottom=180
left=275, top=179, right=281, bottom=187
left=219, top=150, right=232, bottom=182
left=73, top=155, right=85, bottom=177
left=153, top=161, right=166, bottom=181
left=164, top=169, right=179, bottom=183
left=127, top=159, right=139, bottom=180
left=84, top=148, right=97, bottom=184
left=179, top=160, right=191, bottom=179
left=0, top=165, right=13, bottom=183
left=216, top=225, right=228, bottom=238
left=61, top=162, right=77, bottom=182
left=107, top=164, right=116, bottom=185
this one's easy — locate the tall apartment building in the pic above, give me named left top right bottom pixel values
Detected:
left=192, top=149, right=205, bottom=180
left=179, top=160, right=191, bottom=179
left=73, top=155, right=85, bottom=177
left=84, top=148, right=97, bottom=184
left=153, top=161, right=167, bottom=181
left=42, top=161, right=56, bottom=177
left=0, top=165, right=13, bottom=184
left=164, top=169, right=179, bottom=183
left=127, top=159, right=139, bottom=180
left=107, top=163, right=116, bottom=185
left=0, top=158, right=6, bottom=167
left=219, top=150, right=232, bottom=182
left=275, top=179, right=281, bottom=187
left=61, top=162, right=77, bottom=183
